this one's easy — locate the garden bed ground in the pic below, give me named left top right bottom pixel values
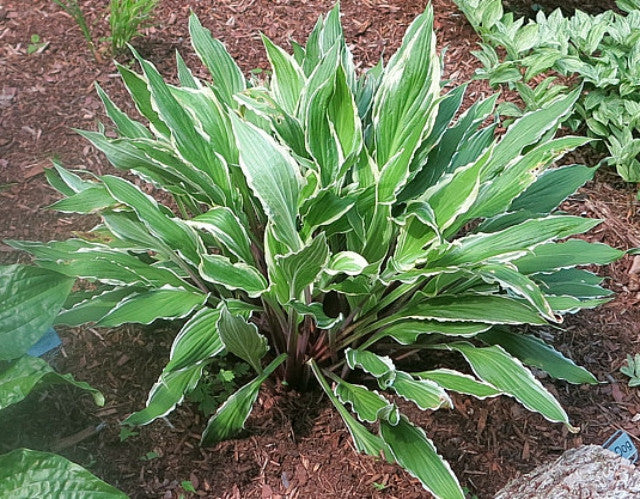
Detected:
left=1, top=0, right=640, bottom=497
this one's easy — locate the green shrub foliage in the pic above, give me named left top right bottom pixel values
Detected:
left=455, top=0, right=640, bottom=184
left=0, top=5, right=624, bottom=497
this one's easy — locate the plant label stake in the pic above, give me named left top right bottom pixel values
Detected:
left=27, top=327, right=61, bottom=357
left=603, top=430, right=638, bottom=464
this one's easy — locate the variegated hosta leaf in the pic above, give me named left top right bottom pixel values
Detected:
left=389, top=372, right=452, bottom=411
left=372, top=320, right=491, bottom=346
left=326, top=251, right=369, bottom=276
left=217, top=306, right=268, bottom=374
left=380, top=416, right=464, bottom=499
left=477, top=328, right=598, bottom=384
left=96, top=287, right=207, bottom=327
left=345, top=349, right=396, bottom=385
left=309, top=360, right=389, bottom=460
left=124, top=364, right=204, bottom=426
left=442, top=342, right=578, bottom=431
left=0, top=356, right=104, bottom=410
left=0, top=265, right=74, bottom=361
left=334, top=380, right=399, bottom=424
left=413, top=368, right=501, bottom=399
left=201, top=353, right=286, bottom=445
left=262, top=34, right=305, bottom=116
left=199, top=254, right=267, bottom=297
left=55, top=288, right=140, bottom=327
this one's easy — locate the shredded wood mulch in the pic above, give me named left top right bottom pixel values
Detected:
left=1, top=1, right=640, bottom=498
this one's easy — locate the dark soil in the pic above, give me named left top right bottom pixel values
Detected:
left=2, top=1, right=640, bottom=498
left=502, top=0, right=621, bottom=17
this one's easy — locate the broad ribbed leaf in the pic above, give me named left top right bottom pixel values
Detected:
left=217, top=306, right=268, bottom=374
left=444, top=342, right=577, bottom=430
left=535, top=268, right=611, bottom=299
left=124, top=364, right=203, bottom=426
left=201, top=354, right=286, bottom=445
left=0, top=356, right=104, bottom=410
left=403, top=295, right=546, bottom=325
left=326, top=251, right=369, bottom=276
left=165, top=308, right=224, bottom=372
left=380, top=416, right=464, bottom=499
left=373, top=6, right=441, bottom=203
left=199, top=254, right=267, bottom=297
left=0, top=449, right=126, bottom=498
left=477, top=329, right=597, bottom=384
left=390, top=372, right=452, bottom=410
left=49, top=184, right=116, bottom=214
left=413, top=368, right=501, bottom=399
left=270, top=234, right=329, bottom=304
left=230, top=112, right=302, bottom=251
left=334, top=380, right=399, bottom=423
left=97, top=288, right=207, bottom=327
left=188, top=207, right=254, bottom=264
left=189, top=13, right=246, bottom=106
left=0, top=265, right=74, bottom=360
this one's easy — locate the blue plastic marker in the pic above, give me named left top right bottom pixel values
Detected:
left=27, top=327, right=62, bottom=357
left=603, top=429, right=638, bottom=464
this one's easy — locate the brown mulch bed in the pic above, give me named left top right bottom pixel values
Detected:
left=2, top=1, right=640, bottom=498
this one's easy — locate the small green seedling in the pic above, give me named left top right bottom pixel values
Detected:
left=181, top=481, right=196, bottom=493
left=620, top=354, right=640, bottom=387
left=139, top=451, right=159, bottom=461
left=27, top=34, right=48, bottom=55
left=119, top=425, right=139, bottom=442
left=372, top=481, right=388, bottom=491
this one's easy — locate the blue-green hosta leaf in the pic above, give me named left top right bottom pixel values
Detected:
left=309, top=359, right=389, bottom=459
left=217, top=306, right=268, bottom=374
left=188, top=207, right=254, bottom=264
left=199, top=254, right=267, bottom=297
left=413, top=368, right=501, bottom=399
left=230, top=112, right=302, bottom=251
left=0, top=449, right=126, bottom=498
left=97, top=287, right=207, bottom=327
left=373, top=320, right=491, bottom=345
left=402, top=295, right=546, bottom=325
left=534, top=268, right=612, bottom=299
left=0, top=356, right=104, bottom=410
left=0, top=265, right=74, bottom=361
left=48, top=184, right=117, bottom=214
left=443, top=342, right=577, bottom=431
left=380, top=416, right=464, bottom=499
left=345, top=349, right=396, bottom=385
left=373, top=6, right=441, bottom=203
left=477, top=329, right=597, bottom=384
left=95, top=82, right=151, bottom=139
left=432, top=216, right=601, bottom=267
left=55, top=287, right=141, bottom=326
left=390, top=372, right=452, bottom=411
left=164, top=308, right=224, bottom=373
left=201, top=353, right=286, bottom=445
left=470, top=264, right=555, bottom=320
left=102, top=175, right=203, bottom=266
left=262, top=34, right=305, bottom=115
left=510, top=164, right=595, bottom=214
left=326, top=251, right=369, bottom=276
left=334, top=380, right=399, bottom=424
left=270, top=233, right=330, bottom=304
left=514, top=239, right=624, bottom=274
left=189, top=13, right=246, bottom=106
left=124, top=364, right=204, bottom=426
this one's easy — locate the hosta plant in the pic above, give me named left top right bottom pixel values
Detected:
left=455, top=0, right=640, bottom=186
left=0, top=5, right=624, bottom=497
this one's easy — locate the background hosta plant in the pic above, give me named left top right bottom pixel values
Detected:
left=455, top=0, right=640, bottom=188
left=0, top=4, right=624, bottom=497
